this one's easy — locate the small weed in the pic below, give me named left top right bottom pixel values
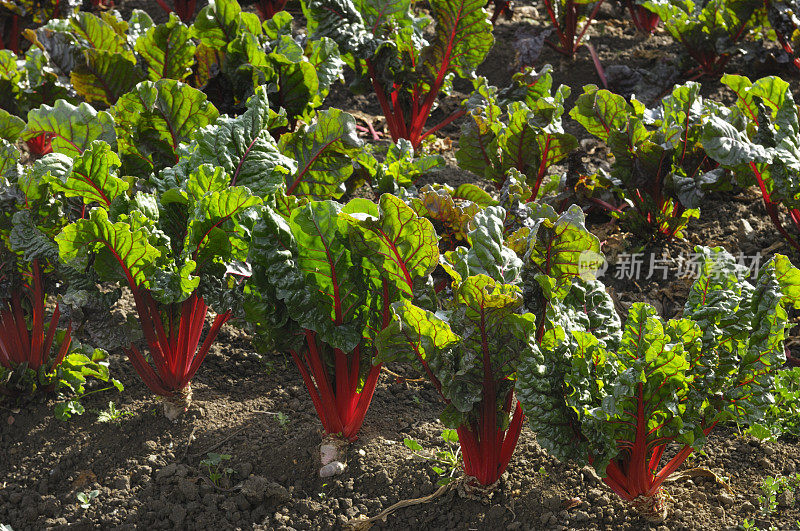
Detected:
left=276, top=412, right=290, bottom=432
left=96, top=401, right=133, bottom=423
left=757, top=474, right=800, bottom=517
left=200, top=453, right=234, bottom=487
left=404, top=429, right=462, bottom=486
left=76, top=490, right=99, bottom=509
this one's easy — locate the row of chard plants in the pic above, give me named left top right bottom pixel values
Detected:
left=2, top=0, right=800, bottom=248
left=0, top=0, right=799, bottom=524
left=3, top=0, right=800, bottom=78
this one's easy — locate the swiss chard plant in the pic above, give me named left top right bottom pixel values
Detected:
left=303, top=0, right=494, bottom=149
left=570, top=82, right=728, bottom=241
left=643, top=0, right=759, bottom=77
left=27, top=6, right=343, bottom=127
left=247, top=194, right=438, bottom=462
left=701, top=74, right=800, bottom=252
left=517, top=246, right=800, bottom=521
left=56, top=162, right=262, bottom=419
left=766, top=0, right=800, bottom=71
left=193, top=5, right=343, bottom=121
left=541, top=0, right=606, bottom=57
left=0, top=136, right=123, bottom=414
left=376, top=206, right=535, bottom=486
left=456, top=67, right=576, bottom=200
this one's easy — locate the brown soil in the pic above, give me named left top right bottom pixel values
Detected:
left=3, top=2, right=800, bottom=531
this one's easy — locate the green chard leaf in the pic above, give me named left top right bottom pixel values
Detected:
left=135, top=14, right=196, bottom=82
left=0, top=109, right=26, bottom=141
left=159, top=86, right=295, bottom=197
left=23, top=100, right=117, bottom=158
left=56, top=207, right=161, bottom=288
left=442, top=205, right=522, bottom=286
left=516, top=245, right=800, bottom=500
left=39, top=140, right=128, bottom=207
left=279, top=108, right=373, bottom=202
left=519, top=204, right=601, bottom=302
left=113, top=79, right=219, bottom=175
left=422, top=0, right=494, bottom=80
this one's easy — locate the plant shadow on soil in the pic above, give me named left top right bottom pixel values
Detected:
left=3, top=1, right=800, bottom=530
left=2, top=327, right=800, bottom=530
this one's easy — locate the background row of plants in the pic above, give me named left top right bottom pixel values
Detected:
left=3, top=0, right=800, bottom=78
left=1, top=0, right=800, bottom=524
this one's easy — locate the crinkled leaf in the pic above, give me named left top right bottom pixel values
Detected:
left=0, top=109, right=25, bottom=141
left=56, top=207, right=161, bottom=288
left=135, top=14, right=196, bottom=82
left=23, top=100, right=117, bottom=158
left=279, top=108, right=371, bottom=201
left=521, top=204, right=601, bottom=301
left=113, top=79, right=219, bottom=174
left=161, top=86, right=294, bottom=197
left=442, top=205, right=522, bottom=285
left=43, top=140, right=128, bottom=207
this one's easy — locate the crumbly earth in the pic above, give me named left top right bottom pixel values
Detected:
left=3, top=2, right=800, bottom=530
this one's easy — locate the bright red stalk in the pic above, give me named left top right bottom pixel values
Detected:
left=255, top=0, right=288, bottom=20
left=124, top=290, right=230, bottom=397
left=291, top=329, right=382, bottom=441
left=593, top=383, right=719, bottom=513
left=0, top=260, right=71, bottom=382
left=444, top=307, right=528, bottom=486
left=26, top=134, right=54, bottom=157
left=749, top=161, right=800, bottom=252
left=457, top=398, right=525, bottom=485
left=289, top=279, right=397, bottom=441
left=627, top=2, right=660, bottom=34
left=155, top=0, right=196, bottom=21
